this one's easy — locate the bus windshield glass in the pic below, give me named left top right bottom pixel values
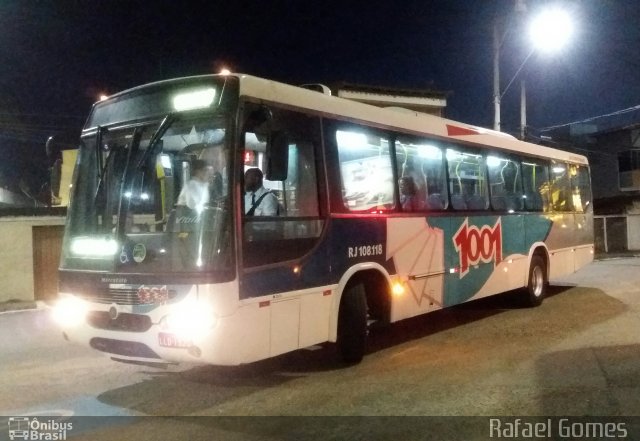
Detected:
left=61, top=97, right=233, bottom=276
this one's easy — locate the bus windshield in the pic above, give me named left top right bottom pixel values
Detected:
left=61, top=111, right=232, bottom=276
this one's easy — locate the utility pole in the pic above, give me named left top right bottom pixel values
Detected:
left=493, top=21, right=501, bottom=132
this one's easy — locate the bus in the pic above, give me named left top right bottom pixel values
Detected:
left=52, top=73, right=593, bottom=365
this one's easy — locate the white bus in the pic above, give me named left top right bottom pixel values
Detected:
left=53, top=74, right=593, bottom=365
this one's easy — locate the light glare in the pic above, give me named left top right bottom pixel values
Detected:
left=52, top=297, right=88, bottom=326
left=392, top=282, right=405, bottom=296
left=487, top=156, right=502, bottom=167
left=336, top=131, right=368, bottom=149
left=172, top=88, right=216, bottom=111
left=70, top=237, right=118, bottom=257
left=417, top=144, right=442, bottom=160
left=164, top=303, right=216, bottom=339
left=529, top=8, right=573, bottom=53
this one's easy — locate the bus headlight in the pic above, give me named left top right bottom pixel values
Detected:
left=52, top=297, right=88, bottom=327
left=162, top=304, right=217, bottom=339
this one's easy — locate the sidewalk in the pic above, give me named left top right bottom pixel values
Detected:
left=0, top=300, right=46, bottom=313
left=595, top=251, right=640, bottom=260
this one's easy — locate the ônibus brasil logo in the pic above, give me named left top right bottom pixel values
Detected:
left=7, top=417, right=73, bottom=440
left=453, top=218, right=502, bottom=278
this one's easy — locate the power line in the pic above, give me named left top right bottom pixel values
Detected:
left=540, top=104, right=640, bottom=132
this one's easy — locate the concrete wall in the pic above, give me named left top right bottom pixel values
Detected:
left=0, top=216, right=65, bottom=302
left=628, top=215, right=640, bottom=250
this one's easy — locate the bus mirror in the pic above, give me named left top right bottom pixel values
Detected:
left=45, top=136, right=61, bottom=160
left=266, top=131, right=289, bottom=181
left=246, top=106, right=273, bottom=130
left=46, top=132, right=79, bottom=160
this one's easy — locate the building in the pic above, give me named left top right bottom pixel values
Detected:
left=541, top=106, right=640, bottom=214
left=541, top=106, right=640, bottom=252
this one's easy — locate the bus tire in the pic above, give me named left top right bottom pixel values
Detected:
left=524, top=255, right=547, bottom=307
left=337, top=283, right=368, bottom=364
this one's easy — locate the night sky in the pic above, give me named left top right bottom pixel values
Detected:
left=0, top=0, right=638, bottom=194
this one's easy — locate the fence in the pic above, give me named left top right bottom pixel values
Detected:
left=594, top=214, right=640, bottom=254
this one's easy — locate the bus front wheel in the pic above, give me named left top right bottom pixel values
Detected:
left=524, top=255, right=547, bottom=307
left=337, top=283, right=367, bottom=364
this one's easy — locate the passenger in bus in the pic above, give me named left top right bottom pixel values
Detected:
left=244, top=167, right=279, bottom=216
left=399, top=176, right=423, bottom=212
left=176, top=159, right=211, bottom=212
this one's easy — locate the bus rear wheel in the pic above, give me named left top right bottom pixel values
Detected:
left=524, top=255, right=547, bottom=307
left=337, top=283, right=368, bottom=364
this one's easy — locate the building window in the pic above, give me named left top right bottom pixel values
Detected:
left=618, top=149, right=640, bottom=191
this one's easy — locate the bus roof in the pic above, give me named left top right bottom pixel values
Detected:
left=100, top=73, right=588, bottom=165
left=235, top=74, right=588, bottom=165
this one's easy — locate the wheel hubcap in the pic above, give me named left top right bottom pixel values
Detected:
left=531, top=266, right=544, bottom=297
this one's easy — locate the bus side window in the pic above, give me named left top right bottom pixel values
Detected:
left=446, top=147, right=488, bottom=210
left=336, top=128, right=394, bottom=212
left=550, top=161, right=572, bottom=212
left=241, top=105, right=324, bottom=268
left=570, top=165, right=592, bottom=213
left=487, top=154, right=524, bottom=212
left=394, top=136, right=447, bottom=211
left=521, top=159, right=550, bottom=212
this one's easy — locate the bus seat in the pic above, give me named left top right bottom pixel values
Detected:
left=466, top=195, right=487, bottom=210
left=525, top=193, right=543, bottom=211
left=506, top=194, right=524, bottom=211
left=491, top=196, right=507, bottom=211
left=451, top=194, right=467, bottom=210
left=427, top=194, right=444, bottom=210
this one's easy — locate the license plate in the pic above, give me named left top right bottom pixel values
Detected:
left=158, top=332, right=192, bottom=348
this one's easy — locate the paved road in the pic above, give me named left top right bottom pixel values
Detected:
left=1, top=258, right=640, bottom=438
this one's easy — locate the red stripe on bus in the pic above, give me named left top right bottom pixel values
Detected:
left=446, top=124, right=479, bottom=137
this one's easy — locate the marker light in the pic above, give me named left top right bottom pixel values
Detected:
left=52, top=297, right=88, bottom=327
left=392, top=282, right=405, bottom=296
left=70, top=237, right=118, bottom=257
left=172, top=88, right=216, bottom=111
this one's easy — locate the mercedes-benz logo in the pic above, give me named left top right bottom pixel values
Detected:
left=109, top=306, right=119, bottom=320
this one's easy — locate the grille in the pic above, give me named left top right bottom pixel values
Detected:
left=87, top=311, right=153, bottom=332
left=79, top=286, right=177, bottom=305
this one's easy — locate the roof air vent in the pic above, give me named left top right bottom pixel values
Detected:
left=300, top=84, right=332, bottom=95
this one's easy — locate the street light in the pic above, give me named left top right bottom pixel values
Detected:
left=493, top=3, right=573, bottom=139
left=529, top=8, right=573, bottom=53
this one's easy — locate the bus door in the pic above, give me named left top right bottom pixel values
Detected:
left=239, top=103, right=329, bottom=354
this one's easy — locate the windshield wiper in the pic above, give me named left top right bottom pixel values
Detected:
left=136, top=113, right=176, bottom=169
